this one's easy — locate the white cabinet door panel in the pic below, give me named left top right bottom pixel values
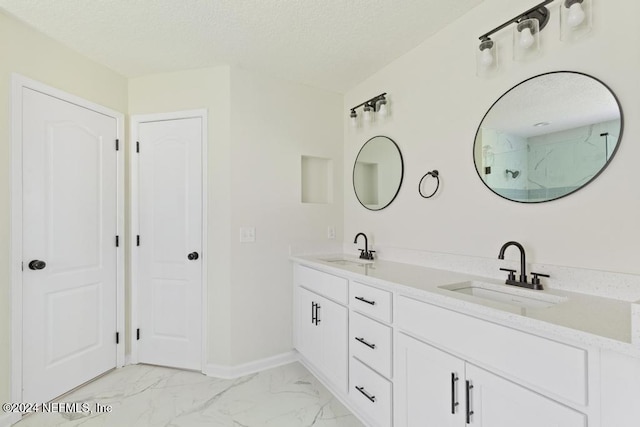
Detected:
left=396, top=333, right=465, bottom=427
left=466, top=364, right=586, bottom=427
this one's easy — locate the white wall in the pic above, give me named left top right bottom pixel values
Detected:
left=0, top=9, right=128, bottom=411
left=229, top=67, right=343, bottom=364
left=344, top=0, right=640, bottom=276
left=129, top=67, right=344, bottom=366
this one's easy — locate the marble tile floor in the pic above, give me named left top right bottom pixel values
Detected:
left=15, top=362, right=364, bottom=427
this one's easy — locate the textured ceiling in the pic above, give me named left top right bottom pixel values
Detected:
left=483, top=73, right=621, bottom=138
left=0, top=0, right=483, bottom=92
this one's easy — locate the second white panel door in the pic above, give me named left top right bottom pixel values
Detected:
left=137, top=116, right=203, bottom=370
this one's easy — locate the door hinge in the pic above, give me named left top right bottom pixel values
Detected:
left=136, top=235, right=140, bottom=246
left=136, top=328, right=140, bottom=340
left=116, top=235, right=120, bottom=247
left=115, top=139, right=120, bottom=151
left=136, top=141, right=140, bottom=153
left=116, top=332, right=120, bottom=344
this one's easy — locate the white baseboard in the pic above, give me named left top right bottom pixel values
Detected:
left=0, top=412, right=20, bottom=427
left=204, top=351, right=299, bottom=379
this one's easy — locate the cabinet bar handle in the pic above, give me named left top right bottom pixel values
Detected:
left=465, top=380, right=474, bottom=424
left=355, top=386, right=376, bottom=403
left=355, top=337, right=376, bottom=349
left=311, top=302, right=317, bottom=324
left=451, top=373, right=459, bottom=414
left=315, top=304, right=321, bottom=325
left=354, top=296, right=376, bottom=305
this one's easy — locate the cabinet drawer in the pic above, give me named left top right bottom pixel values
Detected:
left=397, top=296, right=587, bottom=406
left=350, top=281, right=392, bottom=323
left=350, top=312, right=392, bottom=378
left=295, top=265, right=348, bottom=304
left=349, top=357, right=392, bottom=427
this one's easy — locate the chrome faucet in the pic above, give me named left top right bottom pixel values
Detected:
left=354, top=232, right=375, bottom=260
left=498, top=241, right=548, bottom=290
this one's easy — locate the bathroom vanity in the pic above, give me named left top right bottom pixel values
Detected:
left=291, top=255, right=640, bottom=427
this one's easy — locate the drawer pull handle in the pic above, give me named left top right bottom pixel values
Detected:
left=466, top=380, right=474, bottom=424
left=451, top=373, right=459, bottom=414
left=355, top=296, right=376, bottom=305
left=355, top=337, right=376, bottom=349
left=355, top=386, right=376, bottom=403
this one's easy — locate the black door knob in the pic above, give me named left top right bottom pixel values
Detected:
left=28, top=260, right=46, bottom=270
left=187, top=252, right=199, bottom=260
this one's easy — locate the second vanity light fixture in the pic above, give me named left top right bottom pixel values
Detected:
left=350, top=93, right=388, bottom=128
left=477, top=0, right=592, bottom=76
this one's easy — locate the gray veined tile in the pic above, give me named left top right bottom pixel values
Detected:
left=14, top=362, right=364, bottom=427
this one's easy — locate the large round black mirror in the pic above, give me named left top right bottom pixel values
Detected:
left=473, top=71, right=623, bottom=203
left=353, top=136, right=404, bottom=210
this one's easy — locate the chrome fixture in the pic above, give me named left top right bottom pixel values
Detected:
left=476, top=0, right=593, bottom=75
left=498, top=241, right=549, bottom=290
left=505, top=169, right=520, bottom=179
left=354, top=232, right=375, bottom=260
left=350, top=93, right=388, bottom=128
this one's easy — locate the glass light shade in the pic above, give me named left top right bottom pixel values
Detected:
left=476, top=39, right=497, bottom=77
left=349, top=110, right=358, bottom=128
left=363, top=105, right=372, bottom=122
left=561, top=0, right=592, bottom=41
left=377, top=100, right=388, bottom=117
left=513, top=18, right=540, bottom=61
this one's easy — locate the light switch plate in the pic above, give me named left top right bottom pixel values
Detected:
left=327, top=226, right=336, bottom=239
left=240, top=227, right=255, bottom=243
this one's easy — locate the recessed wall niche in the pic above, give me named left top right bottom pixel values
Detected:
left=301, top=155, right=333, bottom=204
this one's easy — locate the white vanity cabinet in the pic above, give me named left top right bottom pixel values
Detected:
left=292, top=258, right=638, bottom=427
left=396, top=333, right=585, bottom=427
left=294, top=265, right=348, bottom=394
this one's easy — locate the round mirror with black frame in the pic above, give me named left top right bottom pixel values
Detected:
left=473, top=71, right=623, bottom=203
left=353, top=135, right=404, bottom=211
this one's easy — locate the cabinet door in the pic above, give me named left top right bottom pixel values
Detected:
left=396, top=333, right=465, bottom=427
left=296, top=287, right=321, bottom=366
left=465, top=364, right=586, bottom=427
left=317, top=295, right=348, bottom=393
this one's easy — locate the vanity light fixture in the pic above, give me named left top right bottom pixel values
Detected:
left=477, top=0, right=593, bottom=72
left=349, top=93, right=388, bottom=128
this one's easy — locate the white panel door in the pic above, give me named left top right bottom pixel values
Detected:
left=396, top=333, right=465, bottom=427
left=137, top=117, right=203, bottom=370
left=22, top=88, right=118, bottom=403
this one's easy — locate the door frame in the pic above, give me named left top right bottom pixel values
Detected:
left=10, top=74, right=126, bottom=407
left=129, top=110, right=208, bottom=371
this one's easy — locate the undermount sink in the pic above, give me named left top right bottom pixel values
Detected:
left=439, top=281, right=567, bottom=309
left=321, top=257, right=373, bottom=266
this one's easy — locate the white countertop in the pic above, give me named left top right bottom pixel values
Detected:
left=291, top=254, right=639, bottom=358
